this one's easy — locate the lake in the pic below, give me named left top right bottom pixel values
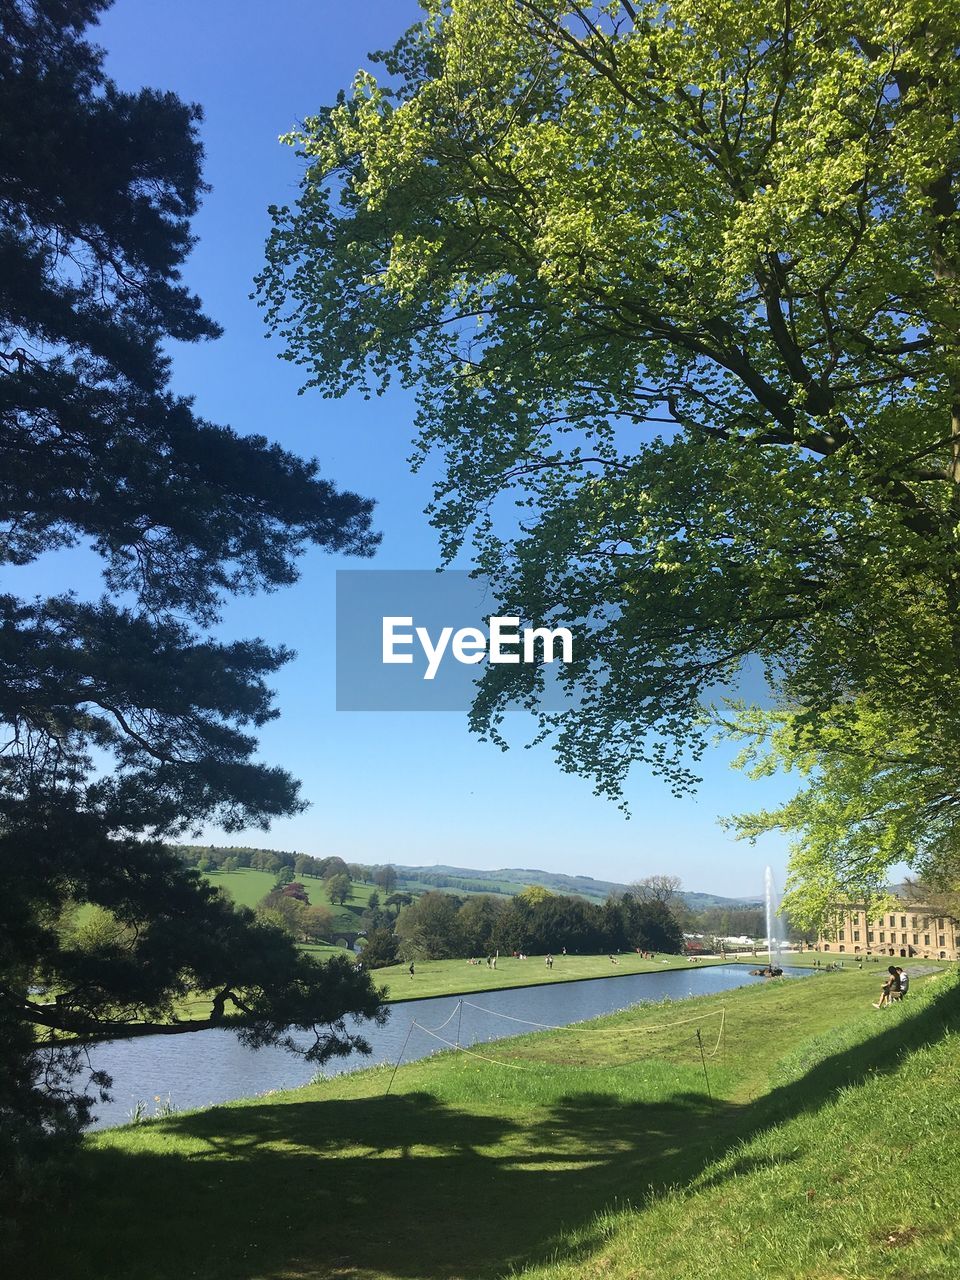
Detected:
left=88, top=963, right=806, bottom=1128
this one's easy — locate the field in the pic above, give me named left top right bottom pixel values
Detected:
left=204, top=866, right=372, bottom=935
left=373, top=950, right=727, bottom=999
left=14, top=963, right=960, bottom=1279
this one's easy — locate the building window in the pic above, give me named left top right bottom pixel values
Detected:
left=911, top=916, right=917, bottom=928
left=901, top=933, right=907, bottom=943
left=889, top=915, right=896, bottom=927
left=853, top=930, right=860, bottom=941
left=839, top=945, right=845, bottom=952
left=838, top=931, right=845, bottom=941
left=868, top=931, right=874, bottom=942
left=938, top=918, right=944, bottom=929
left=925, top=934, right=930, bottom=945
left=939, top=935, right=946, bottom=947
left=880, top=932, right=885, bottom=943
left=913, top=934, right=918, bottom=944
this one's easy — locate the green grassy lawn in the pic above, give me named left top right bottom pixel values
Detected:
left=204, top=867, right=372, bottom=933
left=374, top=950, right=728, bottom=999
left=15, top=964, right=960, bottom=1279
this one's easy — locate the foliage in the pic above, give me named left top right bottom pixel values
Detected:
left=324, top=872, right=353, bottom=906
left=396, top=891, right=466, bottom=959
left=357, top=927, right=400, bottom=969
left=258, top=0, right=960, bottom=894
left=0, top=0, right=384, bottom=1159
left=724, top=698, right=960, bottom=924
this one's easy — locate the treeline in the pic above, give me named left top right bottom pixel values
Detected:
left=359, top=889, right=685, bottom=968
left=397, top=870, right=513, bottom=896
left=173, top=845, right=400, bottom=890
left=692, top=906, right=810, bottom=945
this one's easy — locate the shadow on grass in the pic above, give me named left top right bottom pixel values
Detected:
left=17, top=978, right=960, bottom=1280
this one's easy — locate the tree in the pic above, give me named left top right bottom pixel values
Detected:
left=0, top=0, right=385, bottom=1160
left=373, top=865, right=398, bottom=893
left=517, top=884, right=554, bottom=905
left=630, top=876, right=683, bottom=910
left=457, top=894, right=507, bottom=955
left=300, top=904, right=335, bottom=944
left=258, top=0, right=960, bottom=894
left=396, top=892, right=464, bottom=959
left=358, top=927, right=400, bottom=970
left=325, top=872, right=353, bottom=906
left=726, top=699, right=960, bottom=924
left=274, top=867, right=295, bottom=889
left=384, top=891, right=414, bottom=917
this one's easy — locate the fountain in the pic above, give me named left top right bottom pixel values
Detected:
left=751, top=869, right=785, bottom=975
left=764, top=865, right=784, bottom=975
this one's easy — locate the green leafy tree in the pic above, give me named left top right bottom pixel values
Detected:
left=396, top=891, right=465, bottom=959
left=358, top=927, right=400, bottom=970
left=373, top=865, right=398, bottom=893
left=725, top=699, right=960, bottom=924
left=0, top=0, right=384, bottom=1160
left=384, top=891, right=414, bottom=917
left=300, top=904, right=335, bottom=944
left=258, top=0, right=960, bottom=894
left=457, top=894, right=507, bottom=954
left=325, top=872, right=353, bottom=906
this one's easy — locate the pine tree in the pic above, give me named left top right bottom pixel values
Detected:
left=0, top=0, right=384, bottom=1165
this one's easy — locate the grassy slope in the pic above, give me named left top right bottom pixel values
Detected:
left=17, top=965, right=960, bottom=1280
left=204, top=867, right=371, bottom=932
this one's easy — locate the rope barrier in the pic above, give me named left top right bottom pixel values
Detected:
left=402, top=1004, right=727, bottom=1071
left=383, top=997, right=729, bottom=1093
left=460, top=1000, right=560, bottom=1029
left=411, top=1000, right=463, bottom=1035
left=412, top=1021, right=534, bottom=1070
left=461, top=999, right=727, bottom=1045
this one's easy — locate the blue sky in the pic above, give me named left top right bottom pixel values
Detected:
left=45, top=0, right=801, bottom=898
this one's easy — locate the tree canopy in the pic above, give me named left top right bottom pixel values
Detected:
left=257, top=0, right=960, bottom=899
left=1, top=0, right=384, bottom=1156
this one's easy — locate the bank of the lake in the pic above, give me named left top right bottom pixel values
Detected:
left=372, top=949, right=732, bottom=1001
left=15, top=965, right=960, bottom=1280
left=87, top=962, right=796, bottom=1127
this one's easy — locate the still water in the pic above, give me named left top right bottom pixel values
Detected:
left=88, top=963, right=805, bottom=1128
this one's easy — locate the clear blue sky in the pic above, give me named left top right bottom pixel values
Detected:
left=48, top=0, right=801, bottom=898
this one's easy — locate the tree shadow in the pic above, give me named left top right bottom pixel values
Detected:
left=18, top=980, right=960, bottom=1280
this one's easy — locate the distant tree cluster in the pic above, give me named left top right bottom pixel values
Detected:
left=394, top=889, right=684, bottom=961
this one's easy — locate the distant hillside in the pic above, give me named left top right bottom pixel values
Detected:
left=171, top=845, right=760, bottom=909
left=392, top=864, right=760, bottom=908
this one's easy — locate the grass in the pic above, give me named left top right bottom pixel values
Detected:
left=374, top=950, right=730, bottom=999
left=14, top=962, right=960, bottom=1279
left=204, top=867, right=373, bottom=934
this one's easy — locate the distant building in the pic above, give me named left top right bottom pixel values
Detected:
left=816, top=901, right=960, bottom=960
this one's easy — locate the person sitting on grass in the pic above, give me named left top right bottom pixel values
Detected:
left=893, top=966, right=908, bottom=1000
left=873, top=966, right=900, bottom=1008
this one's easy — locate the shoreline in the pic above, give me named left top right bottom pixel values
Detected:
left=374, top=952, right=796, bottom=1005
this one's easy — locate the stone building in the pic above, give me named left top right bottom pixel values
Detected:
left=816, top=901, right=960, bottom=960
